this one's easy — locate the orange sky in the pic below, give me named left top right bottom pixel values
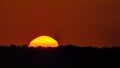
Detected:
left=0, top=0, right=120, bottom=47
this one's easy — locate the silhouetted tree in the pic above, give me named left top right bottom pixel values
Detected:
left=10, top=44, right=16, bottom=48
left=22, top=44, right=28, bottom=48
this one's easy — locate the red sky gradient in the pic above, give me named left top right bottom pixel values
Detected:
left=0, top=0, right=120, bottom=47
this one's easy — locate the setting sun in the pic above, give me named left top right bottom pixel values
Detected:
left=29, top=35, right=59, bottom=48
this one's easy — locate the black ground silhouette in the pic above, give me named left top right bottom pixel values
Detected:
left=0, top=45, right=120, bottom=68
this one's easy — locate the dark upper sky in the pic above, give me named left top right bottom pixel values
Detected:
left=0, top=0, right=120, bottom=47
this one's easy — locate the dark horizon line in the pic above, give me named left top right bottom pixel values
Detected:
left=0, top=44, right=120, bottom=48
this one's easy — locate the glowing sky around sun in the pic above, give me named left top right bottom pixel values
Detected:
left=0, top=0, right=120, bottom=47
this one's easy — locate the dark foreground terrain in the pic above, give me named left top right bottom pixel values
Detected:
left=0, top=45, right=120, bottom=68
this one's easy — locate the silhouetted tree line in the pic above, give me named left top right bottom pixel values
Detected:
left=0, top=44, right=120, bottom=68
